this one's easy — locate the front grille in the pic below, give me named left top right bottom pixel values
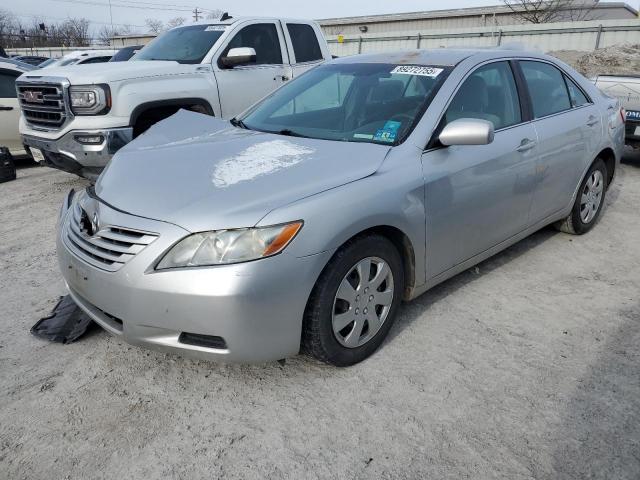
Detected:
left=17, top=82, right=67, bottom=128
left=63, top=203, right=158, bottom=272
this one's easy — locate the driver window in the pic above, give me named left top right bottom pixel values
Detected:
left=223, top=23, right=282, bottom=65
left=445, top=61, right=522, bottom=131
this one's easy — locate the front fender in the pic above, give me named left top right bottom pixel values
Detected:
left=258, top=152, right=427, bottom=289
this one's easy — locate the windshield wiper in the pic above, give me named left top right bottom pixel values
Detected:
left=276, top=129, right=309, bottom=138
left=230, top=117, right=248, bottom=129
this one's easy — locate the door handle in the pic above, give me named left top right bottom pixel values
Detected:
left=0, top=106, right=13, bottom=111
left=587, top=116, right=599, bottom=126
left=274, top=75, right=289, bottom=82
left=516, top=138, right=536, bottom=153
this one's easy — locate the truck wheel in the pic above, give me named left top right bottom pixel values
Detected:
left=555, top=159, right=608, bottom=235
left=302, top=234, right=404, bottom=366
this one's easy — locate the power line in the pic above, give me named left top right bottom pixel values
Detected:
left=12, top=12, right=146, bottom=28
left=50, top=0, right=195, bottom=13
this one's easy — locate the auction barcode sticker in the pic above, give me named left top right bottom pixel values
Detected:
left=391, top=66, right=444, bottom=77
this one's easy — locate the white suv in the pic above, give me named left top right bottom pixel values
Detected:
left=17, top=17, right=331, bottom=179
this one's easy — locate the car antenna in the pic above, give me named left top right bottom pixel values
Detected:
left=220, top=12, right=232, bottom=21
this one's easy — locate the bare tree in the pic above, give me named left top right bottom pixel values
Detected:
left=502, top=0, right=598, bottom=24
left=97, top=24, right=134, bottom=45
left=206, top=9, right=225, bottom=20
left=0, top=9, right=19, bottom=48
left=166, top=16, right=186, bottom=29
left=145, top=18, right=164, bottom=34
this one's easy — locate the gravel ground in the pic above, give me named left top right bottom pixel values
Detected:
left=1, top=154, right=639, bottom=480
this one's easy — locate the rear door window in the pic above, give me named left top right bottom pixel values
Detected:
left=445, top=61, right=522, bottom=130
left=520, top=60, right=571, bottom=118
left=287, top=23, right=323, bottom=63
left=0, top=70, right=19, bottom=98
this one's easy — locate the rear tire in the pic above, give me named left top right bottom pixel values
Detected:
left=302, top=234, right=404, bottom=367
left=555, top=159, right=608, bottom=235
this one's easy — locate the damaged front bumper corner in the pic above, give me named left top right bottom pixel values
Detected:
left=22, top=127, right=133, bottom=180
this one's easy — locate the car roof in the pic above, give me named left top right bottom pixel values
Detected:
left=331, top=48, right=549, bottom=67
left=0, top=58, right=36, bottom=71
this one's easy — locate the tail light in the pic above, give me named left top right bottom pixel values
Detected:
left=620, top=107, right=626, bottom=124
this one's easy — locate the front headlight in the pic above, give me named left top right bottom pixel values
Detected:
left=69, top=84, right=111, bottom=115
left=156, top=221, right=303, bottom=270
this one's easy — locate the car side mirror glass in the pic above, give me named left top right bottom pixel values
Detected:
left=220, top=47, right=257, bottom=68
left=439, top=118, right=495, bottom=146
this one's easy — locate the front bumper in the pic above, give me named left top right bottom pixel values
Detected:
left=57, top=192, right=331, bottom=363
left=22, top=127, right=132, bottom=180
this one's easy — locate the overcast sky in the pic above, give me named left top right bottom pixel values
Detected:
left=3, top=0, right=636, bottom=33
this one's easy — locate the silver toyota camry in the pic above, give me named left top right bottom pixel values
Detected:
left=57, top=49, right=625, bottom=366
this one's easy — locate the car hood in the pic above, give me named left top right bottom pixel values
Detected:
left=96, top=110, right=391, bottom=232
left=23, top=60, right=194, bottom=83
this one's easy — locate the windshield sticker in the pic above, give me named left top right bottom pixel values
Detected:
left=205, top=25, right=226, bottom=31
left=353, top=133, right=374, bottom=139
left=391, top=66, right=443, bottom=77
left=373, top=120, right=402, bottom=143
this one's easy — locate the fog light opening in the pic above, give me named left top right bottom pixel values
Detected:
left=178, top=332, right=227, bottom=350
left=75, top=134, right=105, bottom=145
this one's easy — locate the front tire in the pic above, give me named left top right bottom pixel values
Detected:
left=302, top=234, right=404, bottom=366
left=555, top=159, right=608, bottom=235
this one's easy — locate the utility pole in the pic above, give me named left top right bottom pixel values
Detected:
left=193, top=7, right=202, bottom=22
left=108, top=0, right=114, bottom=30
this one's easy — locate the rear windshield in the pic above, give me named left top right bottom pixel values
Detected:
left=134, top=24, right=225, bottom=64
left=241, top=63, right=450, bottom=145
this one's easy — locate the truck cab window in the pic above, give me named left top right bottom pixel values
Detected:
left=224, top=23, right=282, bottom=65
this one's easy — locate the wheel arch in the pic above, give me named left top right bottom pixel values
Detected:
left=596, top=147, right=616, bottom=186
left=316, top=225, right=417, bottom=301
left=130, top=98, right=214, bottom=136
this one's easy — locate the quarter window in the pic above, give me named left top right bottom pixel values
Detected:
left=565, top=76, right=590, bottom=107
left=287, top=24, right=323, bottom=63
left=224, top=23, right=282, bottom=65
left=445, top=61, right=522, bottom=130
left=520, top=61, right=571, bottom=118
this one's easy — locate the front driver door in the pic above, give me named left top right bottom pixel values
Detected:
left=421, top=60, right=539, bottom=277
left=0, top=69, right=23, bottom=154
left=213, top=21, right=290, bottom=119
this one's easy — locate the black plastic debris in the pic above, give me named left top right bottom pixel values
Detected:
left=31, top=295, right=94, bottom=344
left=0, top=147, right=16, bottom=183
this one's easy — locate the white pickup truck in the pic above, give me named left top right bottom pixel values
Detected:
left=17, top=17, right=331, bottom=179
left=593, top=74, right=640, bottom=148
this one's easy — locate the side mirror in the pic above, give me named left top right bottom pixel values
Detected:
left=220, top=47, right=257, bottom=68
left=439, top=118, right=495, bottom=146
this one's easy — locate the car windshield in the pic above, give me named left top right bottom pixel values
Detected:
left=240, top=62, right=450, bottom=145
left=38, top=58, right=58, bottom=68
left=134, top=24, right=226, bottom=64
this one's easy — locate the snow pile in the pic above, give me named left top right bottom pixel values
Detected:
left=551, top=44, right=640, bottom=78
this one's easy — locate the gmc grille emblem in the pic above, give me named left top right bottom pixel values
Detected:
left=23, top=91, right=44, bottom=103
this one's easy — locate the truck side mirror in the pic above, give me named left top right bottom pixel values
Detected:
left=220, top=47, right=257, bottom=68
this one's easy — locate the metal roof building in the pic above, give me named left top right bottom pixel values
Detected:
left=318, top=2, right=638, bottom=36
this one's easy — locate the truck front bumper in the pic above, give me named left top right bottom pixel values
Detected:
left=22, top=127, right=132, bottom=180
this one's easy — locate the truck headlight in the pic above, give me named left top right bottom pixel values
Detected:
left=156, top=221, right=303, bottom=269
left=69, top=84, right=111, bottom=115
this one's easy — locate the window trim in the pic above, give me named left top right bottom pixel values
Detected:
left=515, top=59, right=593, bottom=122
left=562, top=72, right=593, bottom=108
left=426, top=59, right=528, bottom=150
